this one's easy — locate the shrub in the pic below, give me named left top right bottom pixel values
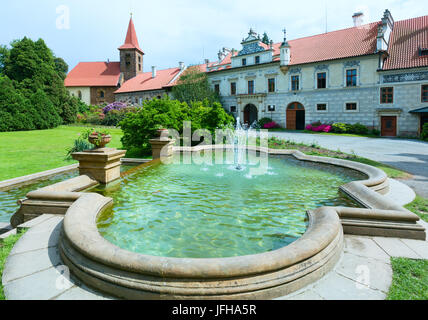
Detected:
left=332, top=123, right=348, bottom=133
left=264, top=122, right=280, bottom=129
left=306, top=123, right=332, bottom=133
left=102, top=108, right=136, bottom=127
left=258, top=118, right=273, bottom=128
left=103, top=102, right=128, bottom=114
left=120, top=98, right=234, bottom=155
left=421, top=123, right=428, bottom=141
left=65, top=129, right=93, bottom=159
left=350, top=123, right=369, bottom=135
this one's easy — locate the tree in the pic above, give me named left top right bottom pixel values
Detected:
left=0, top=45, right=9, bottom=75
left=172, top=67, right=221, bottom=106
left=261, top=32, right=270, bottom=45
left=0, top=37, right=78, bottom=130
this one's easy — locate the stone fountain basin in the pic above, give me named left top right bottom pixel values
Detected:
left=58, top=146, right=424, bottom=300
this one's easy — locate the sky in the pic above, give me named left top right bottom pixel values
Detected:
left=1, top=0, right=426, bottom=72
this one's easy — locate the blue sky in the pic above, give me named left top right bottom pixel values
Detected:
left=1, top=0, right=426, bottom=72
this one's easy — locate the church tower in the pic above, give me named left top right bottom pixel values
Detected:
left=119, top=16, right=144, bottom=82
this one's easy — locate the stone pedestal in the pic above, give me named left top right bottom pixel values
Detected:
left=72, top=148, right=126, bottom=184
left=149, top=138, right=175, bottom=160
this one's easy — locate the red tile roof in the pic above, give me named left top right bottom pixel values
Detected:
left=383, top=15, right=428, bottom=70
left=115, top=67, right=181, bottom=93
left=118, top=17, right=144, bottom=54
left=64, top=62, right=121, bottom=87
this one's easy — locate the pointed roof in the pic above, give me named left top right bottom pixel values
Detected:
left=118, top=17, right=144, bottom=54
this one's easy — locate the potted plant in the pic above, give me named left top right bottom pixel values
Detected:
left=155, top=124, right=169, bottom=138
left=88, top=128, right=112, bottom=148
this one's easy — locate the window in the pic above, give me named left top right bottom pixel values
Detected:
left=77, top=91, right=82, bottom=100
left=317, top=72, right=327, bottom=89
left=248, top=80, right=254, bottom=94
left=138, top=56, right=141, bottom=62
left=242, top=58, right=247, bottom=66
left=268, top=78, right=275, bottom=93
left=291, top=75, right=300, bottom=91
left=268, top=105, right=276, bottom=112
left=99, top=90, right=105, bottom=98
left=422, top=85, right=428, bottom=102
left=345, top=102, right=358, bottom=111
left=317, top=104, right=327, bottom=112
left=214, top=84, right=220, bottom=94
left=230, top=82, right=236, bottom=95
left=230, top=106, right=237, bottom=113
left=346, top=69, right=357, bottom=87
left=255, top=56, right=260, bottom=64
left=138, top=64, right=142, bottom=71
left=381, top=87, right=394, bottom=104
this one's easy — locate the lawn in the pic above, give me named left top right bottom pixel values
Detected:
left=0, top=125, right=124, bottom=181
left=0, top=231, right=26, bottom=300
left=405, top=196, right=428, bottom=222
left=387, top=258, right=428, bottom=300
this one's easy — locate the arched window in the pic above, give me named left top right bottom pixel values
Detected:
left=77, top=90, right=82, bottom=100
left=99, top=90, right=105, bottom=98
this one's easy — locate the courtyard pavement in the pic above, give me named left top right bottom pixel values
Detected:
left=268, top=132, right=428, bottom=198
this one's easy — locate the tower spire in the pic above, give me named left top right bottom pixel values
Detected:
left=118, top=15, right=144, bottom=54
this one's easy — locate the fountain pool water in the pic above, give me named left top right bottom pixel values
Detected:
left=94, top=151, right=363, bottom=259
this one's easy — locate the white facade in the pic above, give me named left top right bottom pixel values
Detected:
left=67, top=87, right=91, bottom=105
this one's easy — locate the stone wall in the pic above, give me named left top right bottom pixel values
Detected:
left=115, top=89, right=171, bottom=105
left=90, top=86, right=117, bottom=105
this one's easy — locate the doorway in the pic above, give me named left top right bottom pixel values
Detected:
left=243, top=104, right=258, bottom=125
left=381, top=116, right=397, bottom=137
left=286, top=102, right=305, bottom=130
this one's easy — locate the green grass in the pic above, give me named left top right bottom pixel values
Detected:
left=405, top=196, right=428, bottom=222
left=387, top=258, right=428, bottom=300
left=0, top=126, right=124, bottom=181
left=0, top=231, right=26, bottom=300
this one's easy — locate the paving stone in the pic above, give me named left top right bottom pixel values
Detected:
left=335, top=252, right=392, bottom=293
left=311, top=271, right=386, bottom=300
left=4, top=266, right=75, bottom=300
left=372, top=237, right=421, bottom=259
left=10, top=219, right=62, bottom=255
left=17, top=214, right=57, bottom=231
left=2, top=246, right=62, bottom=285
left=400, top=239, right=428, bottom=259
left=344, top=235, right=391, bottom=263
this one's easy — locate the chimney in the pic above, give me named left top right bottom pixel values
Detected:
left=352, top=12, right=364, bottom=27
left=152, top=66, right=156, bottom=78
left=179, top=62, right=185, bottom=70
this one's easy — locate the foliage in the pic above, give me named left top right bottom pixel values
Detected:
left=120, top=98, right=234, bottom=156
left=306, top=123, right=332, bottom=133
left=258, top=117, right=273, bottom=128
left=331, top=122, right=369, bottom=135
left=103, top=101, right=128, bottom=114
left=0, top=37, right=76, bottom=131
left=1, top=230, right=26, bottom=300
left=172, top=68, right=220, bottom=106
left=65, top=130, right=93, bottom=159
left=405, top=196, right=428, bottom=222
left=264, top=122, right=280, bottom=129
left=261, top=32, right=271, bottom=45
left=387, top=258, right=428, bottom=300
left=421, top=123, right=428, bottom=141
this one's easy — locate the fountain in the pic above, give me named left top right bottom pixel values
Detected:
left=232, top=117, right=258, bottom=171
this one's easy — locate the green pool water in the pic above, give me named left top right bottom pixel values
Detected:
left=0, top=165, right=135, bottom=224
left=96, top=152, right=365, bottom=259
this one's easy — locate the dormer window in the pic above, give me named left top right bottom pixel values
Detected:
left=242, top=58, right=247, bottom=66
left=255, top=56, right=260, bottom=64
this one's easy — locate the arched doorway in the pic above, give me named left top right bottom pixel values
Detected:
left=286, top=102, right=305, bottom=130
left=244, top=104, right=258, bottom=125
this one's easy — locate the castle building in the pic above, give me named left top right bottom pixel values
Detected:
left=206, top=10, right=428, bottom=137
left=65, top=17, right=187, bottom=105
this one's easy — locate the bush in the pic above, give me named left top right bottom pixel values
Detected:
left=120, top=98, right=234, bottom=155
left=258, top=118, right=273, bottom=128
left=264, top=122, right=280, bottom=129
left=350, top=123, right=369, bottom=135
left=422, top=123, right=428, bottom=141
left=332, top=123, right=348, bottom=133
left=306, top=123, right=332, bottom=133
